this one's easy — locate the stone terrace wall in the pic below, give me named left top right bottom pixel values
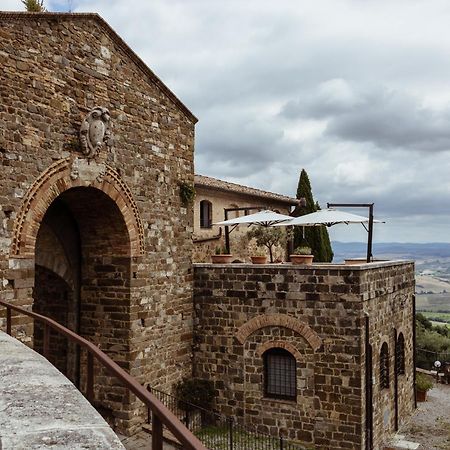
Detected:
left=192, top=261, right=415, bottom=450
left=0, top=13, right=196, bottom=433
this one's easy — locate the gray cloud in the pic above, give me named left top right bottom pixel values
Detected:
left=4, top=0, right=450, bottom=241
left=281, top=81, right=450, bottom=152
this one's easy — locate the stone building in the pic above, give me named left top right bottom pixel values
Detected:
left=193, top=174, right=299, bottom=262
left=193, top=261, right=415, bottom=450
left=0, top=11, right=196, bottom=433
left=0, top=11, right=415, bottom=450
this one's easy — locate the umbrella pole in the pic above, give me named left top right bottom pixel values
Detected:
left=367, top=204, right=374, bottom=263
left=327, top=202, right=375, bottom=263
left=224, top=209, right=230, bottom=254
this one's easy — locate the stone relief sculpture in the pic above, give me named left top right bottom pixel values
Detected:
left=79, top=106, right=112, bottom=159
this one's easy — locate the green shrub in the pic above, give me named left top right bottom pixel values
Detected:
left=416, top=372, right=433, bottom=392
left=179, top=182, right=195, bottom=206
left=174, top=378, right=215, bottom=411
left=293, top=245, right=312, bottom=255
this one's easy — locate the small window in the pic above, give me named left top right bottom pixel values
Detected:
left=380, top=342, right=389, bottom=389
left=200, top=200, right=212, bottom=228
left=264, top=348, right=296, bottom=400
left=396, top=333, right=405, bottom=375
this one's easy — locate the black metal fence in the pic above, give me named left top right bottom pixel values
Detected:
left=147, top=386, right=306, bottom=450
left=417, top=347, right=450, bottom=370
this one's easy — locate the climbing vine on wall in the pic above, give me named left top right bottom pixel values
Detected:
left=179, top=182, right=196, bottom=206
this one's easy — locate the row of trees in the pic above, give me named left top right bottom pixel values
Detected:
left=416, top=313, right=450, bottom=369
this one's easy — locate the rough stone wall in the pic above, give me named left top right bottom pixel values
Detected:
left=0, top=13, right=195, bottom=433
left=193, top=186, right=292, bottom=262
left=361, top=265, right=415, bottom=450
left=193, top=261, right=415, bottom=450
left=244, top=326, right=316, bottom=442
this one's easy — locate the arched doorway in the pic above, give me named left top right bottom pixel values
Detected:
left=32, top=186, right=132, bottom=421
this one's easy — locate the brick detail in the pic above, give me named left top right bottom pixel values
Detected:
left=256, top=340, right=302, bottom=360
left=235, top=313, right=323, bottom=351
left=10, top=158, right=144, bottom=257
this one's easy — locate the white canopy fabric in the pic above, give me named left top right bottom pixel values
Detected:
left=273, top=208, right=384, bottom=227
left=214, top=210, right=293, bottom=227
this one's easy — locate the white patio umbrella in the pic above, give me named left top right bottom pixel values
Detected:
left=214, top=210, right=293, bottom=227
left=214, top=210, right=293, bottom=259
left=275, top=208, right=383, bottom=227
left=274, top=208, right=384, bottom=262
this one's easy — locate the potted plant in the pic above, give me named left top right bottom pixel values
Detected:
left=246, top=226, right=286, bottom=263
left=250, top=247, right=268, bottom=264
left=416, top=372, right=433, bottom=402
left=211, top=246, right=233, bottom=264
left=290, top=245, right=314, bottom=265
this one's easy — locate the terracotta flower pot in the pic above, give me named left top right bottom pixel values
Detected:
left=211, top=254, right=233, bottom=264
left=290, top=254, right=314, bottom=265
left=251, top=256, right=267, bottom=264
left=416, top=389, right=427, bottom=402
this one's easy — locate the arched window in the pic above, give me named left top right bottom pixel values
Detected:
left=200, top=200, right=212, bottom=228
left=263, top=348, right=296, bottom=400
left=380, top=342, right=390, bottom=389
left=396, top=333, right=405, bottom=375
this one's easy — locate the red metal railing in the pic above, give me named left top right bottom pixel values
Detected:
left=0, top=299, right=206, bottom=450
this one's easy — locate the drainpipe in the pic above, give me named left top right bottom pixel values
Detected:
left=413, top=294, right=417, bottom=409
left=365, top=313, right=373, bottom=450
left=394, top=327, right=398, bottom=431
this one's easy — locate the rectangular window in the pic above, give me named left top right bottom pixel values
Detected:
left=264, top=349, right=296, bottom=400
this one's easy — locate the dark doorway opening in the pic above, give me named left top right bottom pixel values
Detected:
left=33, top=187, right=132, bottom=426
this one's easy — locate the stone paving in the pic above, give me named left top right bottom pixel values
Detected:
left=118, top=430, right=178, bottom=450
left=396, top=381, right=450, bottom=449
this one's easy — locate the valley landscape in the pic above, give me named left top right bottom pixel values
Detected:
left=333, top=242, right=450, bottom=328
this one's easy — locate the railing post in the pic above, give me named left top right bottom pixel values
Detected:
left=228, top=417, right=233, bottom=450
left=86, top=351, right=94, bottom=403
left=43, top=324, right=50, bottom=358
left=152, top=413, right=163, bottom=450
left=280, top=435, right=284, bottom=450
left=6, top=307, right=11, bottom=335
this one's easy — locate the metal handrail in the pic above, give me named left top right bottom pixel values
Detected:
left=0, top=299, right=206, bottom=450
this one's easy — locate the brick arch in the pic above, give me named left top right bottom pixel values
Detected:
left=11, top=158, right=144, bottom=258
left=235, top=314, right=322, bottom=351
left=256, top=340, right=302, bottom=360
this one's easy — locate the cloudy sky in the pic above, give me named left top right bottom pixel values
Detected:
left=4, top=0, right=450, bottom=243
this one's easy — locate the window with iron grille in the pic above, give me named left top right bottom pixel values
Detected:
left=200, top=200, right=212, bottom=228
left=396, top=333, right=405, bottom=375
left=263, top=348, right=296, bottom=400
left=380, top=342, right=389, bottom=389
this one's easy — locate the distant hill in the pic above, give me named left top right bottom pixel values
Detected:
left=332, top=242, right=450, bottom=263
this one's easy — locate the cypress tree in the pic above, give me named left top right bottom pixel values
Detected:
left=292, top=169, right=333, bottom=262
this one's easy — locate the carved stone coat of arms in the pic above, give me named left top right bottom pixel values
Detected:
left=79, top=106, right=112, bottom=159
